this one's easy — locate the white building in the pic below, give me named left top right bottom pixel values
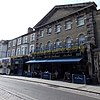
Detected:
left=0, top=40, right=8, bottom=58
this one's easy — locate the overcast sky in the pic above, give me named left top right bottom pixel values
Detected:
left=0, top=0, right=100, bottom=40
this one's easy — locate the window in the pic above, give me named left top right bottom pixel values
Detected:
left=66, top=37, right=72, bottom=48
left=13, top=40, right=16, bottom=46
left=11, top=49, right=15, bottom=56
left=47, top=41, right=52, bottom=50
left=23, top=36, right=28, bottom=43
left=47, top=27, right=52, bottom=34
left=77, top=16, right=85, bottom=26
left=0, top=45, right=2, bottom=51
left=39, top=43, right=43, bottom=51
left=39, top=30, right=44, bottom=37
left=55, top=39, right=61, bottom=48
left=17, top=38, right=21, bottom=45
left=65, top=21, right=72, bottom=30
left=7, top=50, right=11, bottom=57
left=16, top=48, right=20, bottom=55
left=30, top=45, right=35, bottom=53
left=21, top=47, right=24, bottom=55
left=30, top=33, right=35, bottom=41
left=55, top=24, right=61, bottom=33
left=21, top=46, right=28, bottom=55
left=78, top=34, right=85, bottom=45
left=8, top=41, right=12, bottom=47
left=25, top=47, right=28, bottom=55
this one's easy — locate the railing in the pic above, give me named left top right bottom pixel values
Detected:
left=32, top=42, right=86, bottom=57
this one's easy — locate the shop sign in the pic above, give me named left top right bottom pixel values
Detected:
left=2, top=59, right=10, bottom=63
left=41, top=72, right=51, bottom=80
left=15, top=61, right=19, bottom=64
left=72, top=74, right=86, bottom=84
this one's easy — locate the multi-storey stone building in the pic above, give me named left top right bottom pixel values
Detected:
left=25, top=2, right=100, bottom=83
left=1, top=2, right=100, bottom=84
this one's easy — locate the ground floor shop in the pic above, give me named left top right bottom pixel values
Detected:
left=0, top=57, right=11, bottom=74
left=11, top=56, right=29, bottom=76
left=26, top=56, right=90, bottom=84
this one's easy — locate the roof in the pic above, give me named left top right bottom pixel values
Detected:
left=34, top=2, right=97, bottom=29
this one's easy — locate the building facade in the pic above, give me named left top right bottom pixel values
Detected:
left=1, top=2, right=100, bottom=84
left=6, top=28, right=36, bottom=75
left=0, top=40, right=8, bottom=58
left=26, top=2, right=99, bottom=83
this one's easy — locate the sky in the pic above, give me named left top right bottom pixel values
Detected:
left=0, top=0, right=100, bottom=40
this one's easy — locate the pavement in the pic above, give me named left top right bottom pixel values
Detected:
left=0, top=75, right=100, bottom=96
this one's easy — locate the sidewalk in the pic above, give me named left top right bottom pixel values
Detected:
left=1, top=75, right=100, bottom=95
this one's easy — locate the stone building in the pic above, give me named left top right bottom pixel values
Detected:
left=26, top=2, right=99, bottom=83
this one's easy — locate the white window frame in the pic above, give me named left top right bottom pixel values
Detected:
left=17, top=38, right=21, bottom=45
left=16, top=48, right=21, bottom=56
left=7, top=50, right=11, bottom=57
left=24, top=47, right=28, bottom=55
left=30, top=44, right=35, bottom=53
left=30, top=33, right=35, bottom=41
left=8, top=41, right=11, bottom=47
left=13, top=40, right=16, bottom=46
left=66, top=37, right=72, bottom=48
left=78, top=35, right=85, bottom=45
left=47, top=27, right=52, bottom=34
left=11, top=49, right=15, bottom=56
left=47, top=41, right=52, bottom=50
left=77, top=16, right=85, bottom=26
left=23, top=36, right=28, bottom=43
left=55, top=24, right=61, bottom=33
left=39, top=30, right=44, bottom=37
left=65, top=21, right=72, bottom=30
left=21, top=47, right=24, bottom=55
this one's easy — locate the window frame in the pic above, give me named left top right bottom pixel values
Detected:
left=66, top=37, right=72, bottom=48
left=78, top=34, right=85, bottom=45
left=12, top=40, right=16, bottom=46
left=17, top=38, right=21, bottom=45
left=47, top=26, right=52, bottom=35
left=30, top=33, right=35, bottom=41
left=55, top=24, right=61, bottom=33
left=65, top=20, right=72, bottom=30
left=39, top=30, right=44, bottom=38
left=23, top=36, right=28, bottom=43
left=77, top=16, right=85, bottom=26
left=8, top=41, right=12, bottom=47
left=30, top=44, right=35, bottom=53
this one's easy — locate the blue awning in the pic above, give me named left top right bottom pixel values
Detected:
left=26, top=58, right=82, bottom=64
left=26, top=60, right=47, bottom=64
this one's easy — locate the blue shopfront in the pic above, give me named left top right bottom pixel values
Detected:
left=11, top=56, right=29, bottom=76
left=26, top=57, right=89, bottom=83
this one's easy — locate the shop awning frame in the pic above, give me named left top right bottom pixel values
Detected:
left=26, top=58, right=82, bottom=64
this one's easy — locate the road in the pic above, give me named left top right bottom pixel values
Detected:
left=0, top=76, right=100, bottom=100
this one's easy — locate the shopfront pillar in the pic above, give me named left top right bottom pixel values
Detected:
left=87, top=44, right=93, bottom=77
left=28, top=64, right=31, bottom=72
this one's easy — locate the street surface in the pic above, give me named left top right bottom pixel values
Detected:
left=0, top=76, right=100, bottom=100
